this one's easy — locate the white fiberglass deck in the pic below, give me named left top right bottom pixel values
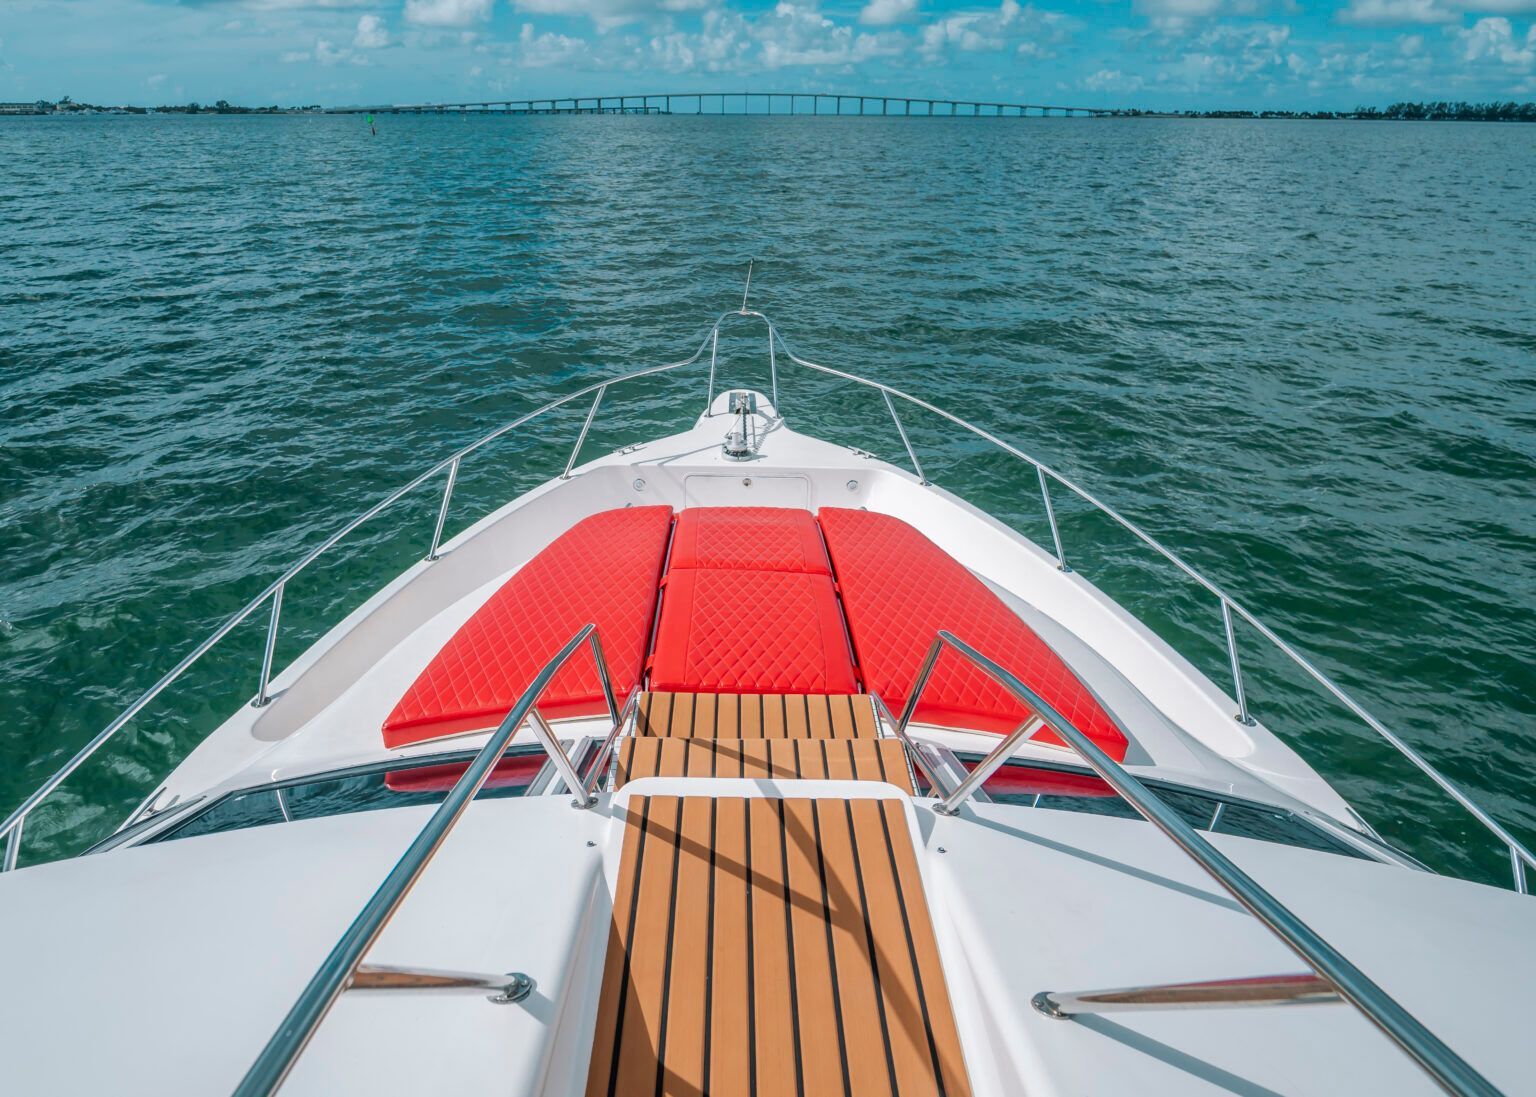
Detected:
left=2, top=788, right=1532, bottom=1095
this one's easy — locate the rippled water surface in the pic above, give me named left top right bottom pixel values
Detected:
left=2, top=114, right=1533, bottom=882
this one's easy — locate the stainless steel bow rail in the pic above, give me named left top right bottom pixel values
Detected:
left=2, top=308, right=1530, bottom=895
left=907, top=630, right=1500, bottom=1097
left=233, top=624, right=616, bottom=1097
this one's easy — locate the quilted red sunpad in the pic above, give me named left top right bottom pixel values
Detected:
left=381, top=506, right=674, bottom=747
left=819, top=507, right=1128, bottom=760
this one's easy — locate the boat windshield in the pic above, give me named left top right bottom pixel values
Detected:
left=140, top=746, right=551, bottom=846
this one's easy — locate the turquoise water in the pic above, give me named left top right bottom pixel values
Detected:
left=2, top=114, right=1532, bottom=883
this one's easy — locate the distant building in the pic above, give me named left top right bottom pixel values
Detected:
left=0, top=101, right=53, bottom=115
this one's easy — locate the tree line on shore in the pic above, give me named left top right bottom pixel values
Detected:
left=21, top=97, right=322, bottom=115
left=1116, top=101, right=1535, bottom=121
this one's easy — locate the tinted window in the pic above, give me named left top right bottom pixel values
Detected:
left=957, top=754, right=1363, bottom=860
left=152, top=750, right=547, bottom=844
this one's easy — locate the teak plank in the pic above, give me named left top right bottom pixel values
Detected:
left=717, top=693, right=741, bottom=739
left=817, top=800, right=897, bottom=1097
left=659, top=796, right=714, bottom=1095
left=637, top=693, right=669, bottom=738
left=740, top=694, right=763, bottom=740
left=783, top=797, right=849, bottom=1094
left=748, top=798, right=799, bottom=1097
left=609, top=796, right=682, bottom=1097
left=850, top=696, right=880, bottom=740
left=709, top=798, right=752, bottom=1096
left=824, top=740, right=856, bottom=783
left=693, top=693, right=718, bottom=743
left=808, top=695, right=835, bottom=741
left=584, top=799, right=650, bottom=1097
left=847, top=799, right=948, bottom=1095
left=879, top=799, right=971, bottom=1097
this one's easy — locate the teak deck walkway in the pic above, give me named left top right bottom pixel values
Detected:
left=586, top=794, right=972, bottom=1097
left=618, top=693, right=914, bottom=794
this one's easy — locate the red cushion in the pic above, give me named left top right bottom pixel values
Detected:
left=978, top=765, right=1117, bottom=798
left=383, top=754, right=546, bottom=794
left=819, top=508, right=1127, bottom=760
left=648, top=567, right=860, bottom=695
left=668, top=507, right=831, bottom=574
left=382, top=506, right=673, bottom=747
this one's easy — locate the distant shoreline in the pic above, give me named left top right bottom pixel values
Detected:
left=4, top=99, right=1533, bottom=122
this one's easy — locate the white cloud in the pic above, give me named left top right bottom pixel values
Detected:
left=1170, top=22, right=1292, bottom=81
left=517, top=22, right=592, bottom=66
left=1457, top=16, right=1536, bottom=66
left=1339, top=0, right=1536, bottom=25
left=918, top=0, right=1064, bottom=58
left=353, top=14, right=390, bottom=48
left=403, top=0, right=492, bottom=28
left=1084, top=68, right=1146, bottom=90
left=1455, top=0, right=1536, bottom=12
left=1134, top=0, right=1268, bottom=33
left=512, top=0, right=711, bottom=32
left=636, top=3, right=902, bottom=73
left=860, top=0, right=919, bottom=26
left=279, top=34, right=368, bottom=64
left=238, top=0, right=373, bottom=8
left=147, top=73, right=167, bottom=86
left=1336, top=0, right=1454, bottom=26
left=315, top=37, right=353, bottom=62
left=647, top=12, right=753, bottom=71
left=758, top=2, right=904, bottom=67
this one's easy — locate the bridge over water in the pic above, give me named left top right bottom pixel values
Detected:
left=328, top=92, right=1117, bottom=118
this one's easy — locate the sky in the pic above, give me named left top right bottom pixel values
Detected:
left=1, top=0, right=1533, bottom=111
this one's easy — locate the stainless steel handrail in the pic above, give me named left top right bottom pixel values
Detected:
left=870, top=693, right=952, bottom=797
left=349, top=964, right=533, bottom=1003
left=233, top=623, right=615, bottom=1097
left=578, top=688, right=641, bottom=795
left=742, top=316, right=1531, bottom=893
left=0, top=334, right=712, bottom=869
left=1032, top=972, right=1340, bottom=1017
left=907, top=629, right=1500, bottom=1097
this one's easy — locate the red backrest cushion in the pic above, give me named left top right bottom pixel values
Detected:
left=382, top=505, right=673, bottom=747
left=383, top=754, right=546, bottom=794
left=668, top=506, right=831, bottom=574
left=818, top=507, right=1127, bottom=760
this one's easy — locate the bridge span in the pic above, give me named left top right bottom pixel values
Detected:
left=327, top=92, right=1117, bottom=118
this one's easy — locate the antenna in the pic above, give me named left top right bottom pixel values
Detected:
left=740, top=259, right=755, bottom=313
